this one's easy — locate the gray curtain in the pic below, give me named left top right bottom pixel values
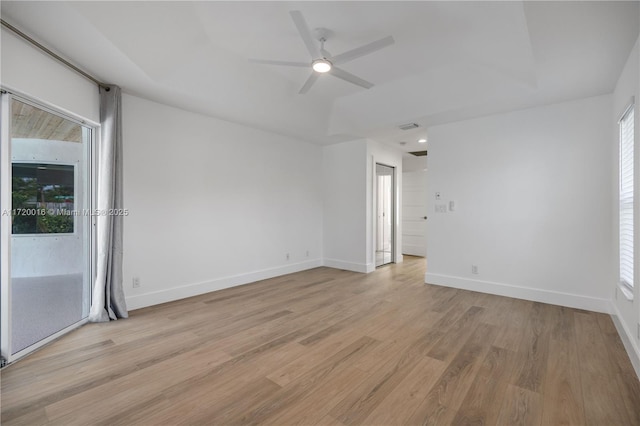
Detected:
left=89, top=85, right=128, bottom=322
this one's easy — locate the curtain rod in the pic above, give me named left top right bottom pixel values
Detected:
left=1, top=18, right=109, bottom=90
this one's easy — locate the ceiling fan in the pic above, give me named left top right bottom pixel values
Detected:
left=250, top=10, right=395, bottom=94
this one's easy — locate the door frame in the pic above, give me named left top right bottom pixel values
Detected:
left=373, top=162, right=396, bottom=267
left=0, top=88, right=98, bottom=364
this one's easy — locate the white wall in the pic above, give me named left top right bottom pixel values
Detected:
left=425, top=94, right=614, bottom=313
left=402, top=154, right=427, bottom=173
left=611, top=37, right=640, bottom=377
left=322, top=139, right=404, bottom=273
left=122, top=95, right=323, bottom=309
left=322, top=140, right=368, bottom=272
left=0, top=27, right=99, bottom=124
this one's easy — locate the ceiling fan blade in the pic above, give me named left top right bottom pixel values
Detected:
left=330, top=67, right=374, bottom=89
left=299, top=72, right=320, bottom=94
left=290, top=10, right=321, bottom=59
left=249, top=59, right=309, bottom=67
left=331, top=36, right=395, bottom=65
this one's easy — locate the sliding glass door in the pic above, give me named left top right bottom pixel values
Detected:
left=1, top=93, right=94, bottom=362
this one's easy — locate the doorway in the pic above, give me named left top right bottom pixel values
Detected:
left=1, top=93, right=94, bottom=363
left=375, top=163, right=395, bottom=267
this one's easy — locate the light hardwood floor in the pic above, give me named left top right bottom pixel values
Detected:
left=2, top=256, right=639, bottom=425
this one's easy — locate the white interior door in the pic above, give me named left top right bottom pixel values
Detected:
left=402, top=170, right=427, bottom=256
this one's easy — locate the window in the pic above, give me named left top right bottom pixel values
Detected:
left=11, top=163, right=75, bottom=234
left=619, top=102, right=635, bottom=290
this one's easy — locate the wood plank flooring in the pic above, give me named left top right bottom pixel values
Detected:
left=2, top=256, right=639, bottom=425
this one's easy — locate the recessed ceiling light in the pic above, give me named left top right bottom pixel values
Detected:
left=312, top=58, right=332, bottom=73
left=418, top=138, right=427, bottom=143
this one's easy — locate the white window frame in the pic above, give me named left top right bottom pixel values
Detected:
left=619, top=99, right=635, bottom=297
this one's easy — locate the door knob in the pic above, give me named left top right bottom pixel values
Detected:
left=423, top=216, right=427, bottom=219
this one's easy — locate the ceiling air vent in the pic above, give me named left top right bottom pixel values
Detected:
left=398, top=123, right=419, bottom=131
left=409, top=150, right=428, bottom=157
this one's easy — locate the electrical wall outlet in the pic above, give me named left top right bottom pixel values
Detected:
left=133, top=277, right=141, bottom=288
left=471, top=265, right=478, bottom=275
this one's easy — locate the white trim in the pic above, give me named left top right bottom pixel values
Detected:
left=126, top=259, right=323, bottom=311
left=619, top=101, right=635, bottom=291
left=402, top=244, right=427, bottom=257
left=323, top=258, right=371, bottom=273
left=618, top=282, right=634, bottom=301
left=372, top=161, right=398, bottom=268
left=610, top=303, right=640, bottom=380
left=424, top=272, right=611, bottom=314
left=370, top=155, right=376, bottom=268
left=618, top=96, right=635, bottom=123
left=0, top=93, right=12, bottom=362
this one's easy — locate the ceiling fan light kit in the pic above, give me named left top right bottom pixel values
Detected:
left=312, top=58, right=332, bottom=73
left=251, top=10, right=394, bottom=94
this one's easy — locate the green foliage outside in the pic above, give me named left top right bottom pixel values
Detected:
left=11, top=175, right=74, bottom=234
left=37, top=213, right=73, bottom=233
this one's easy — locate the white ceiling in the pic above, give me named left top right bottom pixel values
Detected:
left=1, top=1, right=638, bottom=152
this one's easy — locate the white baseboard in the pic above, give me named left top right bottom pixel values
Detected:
left=424, top=273, right=611, bottom=314
left=126, top=259, right=323, bottom=311
left=610, top=303, right=640, bottom=380
left=323, top=258, right=371, bottom=273
left=402, top=244, right=426, bottom=257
